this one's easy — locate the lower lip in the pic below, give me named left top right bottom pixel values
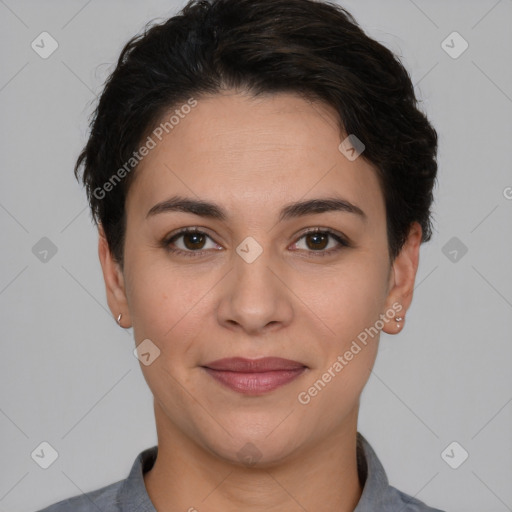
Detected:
left=203, top=367, right=307, bottom=395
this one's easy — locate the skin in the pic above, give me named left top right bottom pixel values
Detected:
left=98, top=90, right=422, bottom=512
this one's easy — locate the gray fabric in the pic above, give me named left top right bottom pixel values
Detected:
left=35, top=432, right=445, bottom=511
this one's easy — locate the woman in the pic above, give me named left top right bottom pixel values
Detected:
left=37, top=0, right=444, bottom=510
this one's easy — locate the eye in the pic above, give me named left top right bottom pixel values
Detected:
left=290, top=228, right=349, bottom=256
left=162, top=227, right=350, bottom=258
left=163, top=228, right=221, bottom=257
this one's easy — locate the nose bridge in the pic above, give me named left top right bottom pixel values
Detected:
left=217, top=236, right=293, bottom=332
left=234, top=241, right=275, bottom=295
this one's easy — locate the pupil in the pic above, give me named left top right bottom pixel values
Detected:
left=181, top=232, right=329, bottom=251
left=184, top=233, right=205, bottom=250
left=307, top=233, right=327, bottom=250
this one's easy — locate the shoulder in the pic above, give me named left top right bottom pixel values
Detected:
left=34, top=479, right=123, bottom=512
left=356, top=432, right=446, bottom=512
left=384, top=484, right=446, bottom=512
left=33, top=445, right=157, bottom=512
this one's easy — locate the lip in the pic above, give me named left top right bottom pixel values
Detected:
left=202, top=357, right=307, bottom=395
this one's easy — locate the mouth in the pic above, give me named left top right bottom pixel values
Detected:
left=201, top=357, right=308, bottom=395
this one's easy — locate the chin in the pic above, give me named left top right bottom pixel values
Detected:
left=196, top=416, right=306, bottom=468
left=213, top=437, right=299, bottom=469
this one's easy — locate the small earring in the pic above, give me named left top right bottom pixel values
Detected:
left=117, top=313, right=122, bottom=326
left=395, top=316, right=404, bottom=328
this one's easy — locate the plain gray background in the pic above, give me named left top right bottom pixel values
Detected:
left=1, top=1, right=511, bottom=511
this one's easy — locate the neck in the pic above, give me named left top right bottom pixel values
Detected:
left=144, top=403, right=363, bottom=512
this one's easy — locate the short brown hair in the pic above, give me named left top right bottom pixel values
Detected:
left=75, top=0, right=438, bottom=268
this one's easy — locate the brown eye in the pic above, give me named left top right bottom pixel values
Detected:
left=164, top=228, right=220, bottom=256
left=182, top=231, right=207, bottom=250
left=305, top=232, right=329, bottom=250
left=292, top=229, right=349, bottom=256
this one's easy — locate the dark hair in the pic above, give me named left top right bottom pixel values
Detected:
left=75, top=0, right=438, bottom=269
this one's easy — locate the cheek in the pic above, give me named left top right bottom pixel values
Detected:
left=126, top=255, right=215, bottom=356
left=294, top=267, right=383, bottom=427
left=292, top=254, right=389, bottom=345
left=289, top=253, right=388, bottom=405
left=126, top=263, right=214, bottom=405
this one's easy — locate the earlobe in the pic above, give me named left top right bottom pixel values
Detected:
left=381, top=222, right=422, bottom=335
left=97, top=224, right=131, bottom=328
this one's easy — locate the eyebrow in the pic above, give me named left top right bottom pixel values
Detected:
left=146, top=195, right=367, bottom=222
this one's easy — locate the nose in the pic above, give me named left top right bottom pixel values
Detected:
left=216, top=245, right=294, bottom=336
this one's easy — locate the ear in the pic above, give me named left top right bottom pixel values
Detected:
left=381, top=221, right=422, bottom=335
left=98, top=224, right=131, bottom=328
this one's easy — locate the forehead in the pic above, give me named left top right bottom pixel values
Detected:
left=125, top=91, right=385, bottom=225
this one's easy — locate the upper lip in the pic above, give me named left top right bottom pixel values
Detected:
left=202, top=357, right=306, bottom=372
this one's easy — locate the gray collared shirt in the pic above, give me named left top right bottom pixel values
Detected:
left=35, top=432, right=445, bottom=511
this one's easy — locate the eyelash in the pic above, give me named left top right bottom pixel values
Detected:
left=162, top=227, right=350, bottom=258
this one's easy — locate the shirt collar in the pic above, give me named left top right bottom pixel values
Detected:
left=354, top=431, right=392, bottom=510
left=119, top=444, right=157, bottom=512
left=119, top=431, right=389, bottom=511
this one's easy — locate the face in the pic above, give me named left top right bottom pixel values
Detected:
left=99, top=90, right=421, bottom=466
